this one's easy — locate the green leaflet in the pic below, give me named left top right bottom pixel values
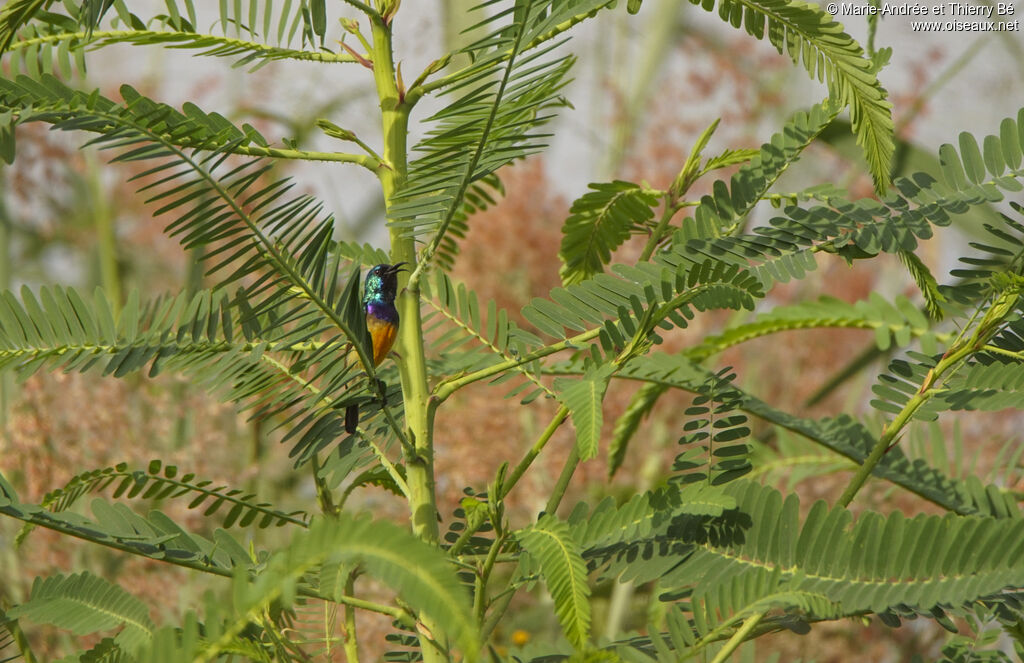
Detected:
left=555, top=364, right=614, bottom=460
left=558, top=181, right=660, bottom=285
left=518, top=515, right=591, bottom=650
left=18, top=460, right=309, bottom=547
left=280, top=514, right=479, bottom=659
left=685, top=292, right=937, bottom=361
left=7, top=572, right=155, bottom=655
left=682, top=101, right=840, bottom=241
left=686, top=0, right=893, bottom=192
left=662, top=481, right=1024, bottom=618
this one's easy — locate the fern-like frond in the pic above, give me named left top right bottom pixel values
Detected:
left=558, top=181, right=660, bottom=285
left=686, top=0, right=893, bottom=191
left=7, top=573, right=153, bottom=655
left=946, top=200, right=1024, bottom=305
left=669, top=108, right=1024, bottom=290
left=1, top=0, right=352, bottom=72
left=393, top=0, right=578, bottom=268
left=686, top=292, right=939, bottom=361
left=522, top=260, right=763, bottom=355
left=255, top=514, right=479, bottom=659
left=0, top=75, right=270, bottom=155
left=660, top=481, right=1024, bottom=621
left=0, top=284, right=389, bottom=473
left=547, top=354, right=1019, bottom=517
left=0, top=74, right=407, bottom=455
left=422, top=270, right=543, bottom=383
left=434, top=174, right=504, bottom=272
left=18, top=460, right=308, bottom=547
left=517, top=515, right=591, bottom=650
left=554, top=363, right=614, bottom=460
left=680, top=100, right=839, bottom=241
left=672, top=368, right=752, bottom=486
left=1, top=470, right=257, bottom=575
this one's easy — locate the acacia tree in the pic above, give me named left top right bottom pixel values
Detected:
left=2, top=0, right=1024, bottom=661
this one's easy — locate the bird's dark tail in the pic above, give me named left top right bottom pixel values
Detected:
left=345, top=404, right=358, bottom=434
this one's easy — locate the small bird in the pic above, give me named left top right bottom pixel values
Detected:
left=363, top=262, right=406, bottom=366
left=345, top=262, right=407, bottom=433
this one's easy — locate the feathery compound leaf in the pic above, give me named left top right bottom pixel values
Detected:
left=0, top=0, right=51, bottom=53
left=518, top=515, right=591, bottom=649
left=685, top=292, right=936, bottom=361
left=898, top=249, right=946, bottom=321
left=271, top=514, right=479, bottom=659
left=555, top=364, right=614, bottom=460
left=559, top=181, right=660, bottom=285
left=673, top=368, right=752, bottom=486
left=549, top=354, right=1018, bottom=517
left=686, top=0, right=893, bottom=191
left=1, top=470, right=259, bottom=574
left=2, top=0, right=356, bottom=74
left=393, top=0, right=579, bottom=257
left=669, top=110, right=1024, bottom=294
left=7, top=572, right=154, bottom=655
left=658, top=481, right=1024, bottom=622
left=683, top=101, right=839, bottom=240
left=24, top=461, right=308, bottom=539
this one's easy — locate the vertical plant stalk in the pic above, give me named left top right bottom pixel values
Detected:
left=368, top=12, right=447, bottom=663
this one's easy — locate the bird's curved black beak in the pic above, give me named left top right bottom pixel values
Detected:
left=388, top=262, right=409, bottom=274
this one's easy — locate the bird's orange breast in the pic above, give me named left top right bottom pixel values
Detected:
left=367, top=314, right=398, bottom=366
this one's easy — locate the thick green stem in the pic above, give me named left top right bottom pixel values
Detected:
left=544, top=446, right=580, bottom=516
left=369, top=14, right=447, bottom=662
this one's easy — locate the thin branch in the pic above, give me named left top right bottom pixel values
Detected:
left=432, top=327, right=602, bottom=402
left=422, top=295, right=554, bottom=399
left=709, top=612, right=764, bottom=663
left=543, top=445, right=579, bottom=516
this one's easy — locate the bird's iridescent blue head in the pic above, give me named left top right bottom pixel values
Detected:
left=363, top=263, right=407, bottom=306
